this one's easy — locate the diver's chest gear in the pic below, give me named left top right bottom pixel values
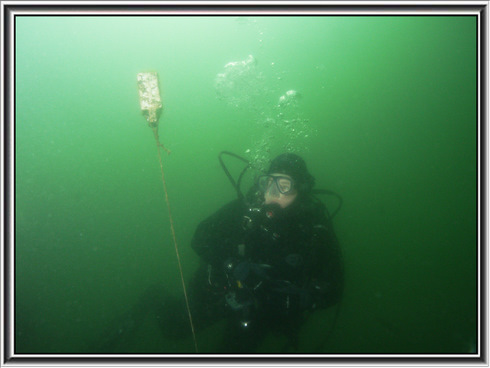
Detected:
left=242, top=204, right=284, bottom=246
left=205, top=201, right=315, bottom=319
left=240, top=203, right=310, bottom=267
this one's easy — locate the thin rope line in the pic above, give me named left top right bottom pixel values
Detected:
left=153, top=129, right=199, bottom=353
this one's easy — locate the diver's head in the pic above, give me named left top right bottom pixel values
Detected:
left=259, top=173, right=297, bottom=208
left=259, top=153, right=315, bottom=209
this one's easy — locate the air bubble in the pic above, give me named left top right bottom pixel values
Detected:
left=278, top=90, right=301, bottom=108
left=214, top=55, right=263, bottom=107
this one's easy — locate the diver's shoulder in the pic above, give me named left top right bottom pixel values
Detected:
left=216, top=198, right=248, bottom=215
left=301, top=196, right=327, bottom=218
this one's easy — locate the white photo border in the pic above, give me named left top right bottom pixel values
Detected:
left=2, top=1, right=486, bottom=365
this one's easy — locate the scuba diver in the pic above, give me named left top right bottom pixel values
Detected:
left=186, top=152, right=344, bottom=352
left=93, top=152, right=343, bottom=354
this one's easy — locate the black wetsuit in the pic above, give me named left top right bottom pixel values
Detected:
left=185, top=191, right=344, bottom=352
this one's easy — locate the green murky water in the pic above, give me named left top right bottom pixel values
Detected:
left=15, top=15, right=477, bottom=354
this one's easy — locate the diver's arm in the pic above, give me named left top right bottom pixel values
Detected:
left=307, top=217, right=344, bottom=310
left=191, top=199, right=245, bottom=267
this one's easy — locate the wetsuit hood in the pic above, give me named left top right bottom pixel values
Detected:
left=267, top=153, right=315, bottom=196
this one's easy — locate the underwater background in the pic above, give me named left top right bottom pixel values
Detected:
left=15, top=15, right=477, bottom=354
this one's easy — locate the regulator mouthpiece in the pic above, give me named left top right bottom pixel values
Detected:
left=137, top=72, right=162, bottom=127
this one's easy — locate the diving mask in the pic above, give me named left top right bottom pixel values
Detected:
left=258, top=175, right=294, bottom=196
